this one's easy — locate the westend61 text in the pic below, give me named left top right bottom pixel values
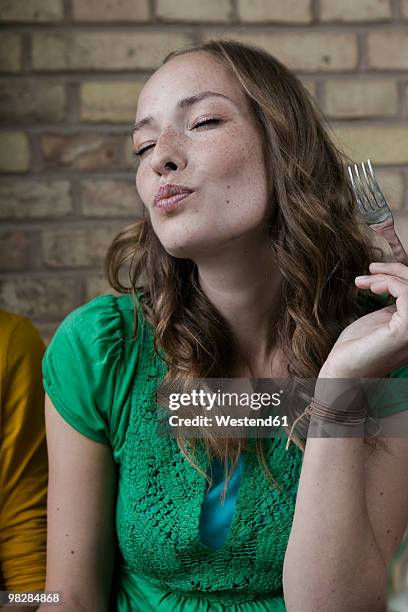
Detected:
left=168, top=415, right=288, bottom=428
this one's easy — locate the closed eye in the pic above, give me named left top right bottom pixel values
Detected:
left=191, top=117, right=221, bottom=129
left=133, top=117, right=222, bottom=157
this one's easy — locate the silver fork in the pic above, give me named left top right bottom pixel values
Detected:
left=347, top=159, right=408, bottom=266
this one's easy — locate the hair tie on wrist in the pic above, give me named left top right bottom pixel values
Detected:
left=285, top=403, right=313, bottom=451
left=285, top=396, right=368, bottom=451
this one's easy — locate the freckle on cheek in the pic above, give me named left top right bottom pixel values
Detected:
left=227, top=185, right=230, bottom=189
left=226, top=200, right=230, bottom=204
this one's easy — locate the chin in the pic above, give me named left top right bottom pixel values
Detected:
left=160, top=238, right=212, bottom=261
left=165, top=245, right=207, bottom=260
left=155, top=227, right=204, bottom=256
left=163, top=247, right=192, bottom=260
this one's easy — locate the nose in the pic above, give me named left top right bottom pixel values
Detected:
left=149, top=132, right=187, bottom=176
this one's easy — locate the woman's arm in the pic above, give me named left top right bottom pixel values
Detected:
left=38, top=395, right=117, bottom=611
left=282, top=372, right=408, bottom=612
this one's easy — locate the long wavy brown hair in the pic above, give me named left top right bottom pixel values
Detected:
left=106, top=39, right=392, bottom=499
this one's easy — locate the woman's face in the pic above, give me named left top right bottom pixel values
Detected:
left=133, top=51, right=270, bottom=259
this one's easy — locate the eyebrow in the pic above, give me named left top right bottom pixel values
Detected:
left=131, top=91, right=237, bottom=138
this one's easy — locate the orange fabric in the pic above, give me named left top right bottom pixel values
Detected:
left=0, top=311, right=48, bottom=591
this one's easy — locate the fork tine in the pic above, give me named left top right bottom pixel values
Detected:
left=354, top=163, right=373, bottom=212
left=367, top=159, right=388, bottom=208
left=361, top=161, right=383, bottom=211
left=347, top=166, right=367, bottom=216
left=347, top=165, right=358, bottom=198
left=348, top=165, right=366, bottom=214
left=347, top=158, right=393, bottom=226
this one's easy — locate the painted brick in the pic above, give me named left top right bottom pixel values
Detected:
left=0, top=0, right=64, bottom=22
left=157, top=0, right=230, bottom=22
left=0, top=180, right=72, bottom=218
left=0, top=277, right=79, bottom=318
left=203, top=32, right=358, bottom=72
left=80, top=81, right=145, bottom=123
left=324, top=79, right=398, bottom=118
left=367, top=31, right=408, bottom=70
left=41, top=133, right=120, bottom=170
left=320, top=0, right=391, bottom=21
left=237, top=0, right=312, bottom=23
left=72, top=0, right=149, bottom=22
left=42, top=225, right=124, bottom=268
left=333, top=124, right=408, bottom=165
left=0, top=230, right=32, bottom=270
left=32, top=32, right=193, bottom=71
left=0, top=33, right=21, bottom=72
left=0, top=132, right=30, bottom=172
left=0, top=81, right=66, bottom=123
left=80, top=179, right=144, bottom=217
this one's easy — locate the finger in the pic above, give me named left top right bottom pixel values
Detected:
left=355, top=275, right=408, bottom=302
left=369, top=262, right=408, bottom=280
left=355, top=279, right=391, bottom=297
left=369, top=281, right=391, bottom=293
left=355, top=273, right=408, bottom=287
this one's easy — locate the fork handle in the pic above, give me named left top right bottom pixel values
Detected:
left=370, top=220, right=408, bottom=266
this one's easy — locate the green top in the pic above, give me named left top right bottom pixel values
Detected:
left=42, top=291, right=407, bottom=611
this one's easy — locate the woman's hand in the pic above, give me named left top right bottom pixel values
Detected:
left=320, top=262, right=408, bottom=379
left=370, top=219, right=408, bottom=267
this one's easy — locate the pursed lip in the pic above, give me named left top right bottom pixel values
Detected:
left=154, top=183, right=194, bottom=206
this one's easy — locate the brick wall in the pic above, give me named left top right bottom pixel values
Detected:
left=0, top=0, right=407, bottom=342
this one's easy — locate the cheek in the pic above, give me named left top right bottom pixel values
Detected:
left=203, top=128, right=264, bottom=180
left=202, top=130, right=267, bottom=204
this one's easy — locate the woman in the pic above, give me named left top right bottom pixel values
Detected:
left=41, top=40, right=408, bottom=611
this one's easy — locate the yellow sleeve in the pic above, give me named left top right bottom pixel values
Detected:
left=0, top=316, right=48, bottom=591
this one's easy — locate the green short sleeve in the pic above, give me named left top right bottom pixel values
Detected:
left=373, top=364, right=408, bottom=419
left=42, top=294, right=126, bottom=445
